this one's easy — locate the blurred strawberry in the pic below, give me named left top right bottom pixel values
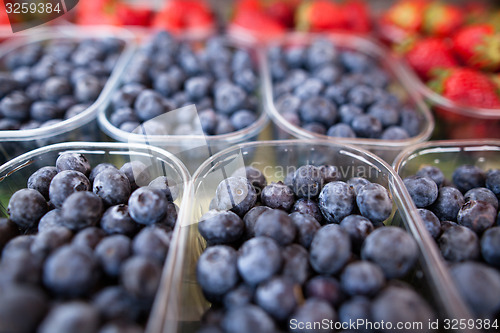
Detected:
left=400, top=37, right=457, bottom=80
left=452, top=24, right=500, bottom=72
left=342, top=0, right=371, bottom=34
left=296, top=0, right=347, bottom=32
left=422, top=2, right=464, bottom=37
left=76, top=0, right=119, bottom=25
left=232, top=10, right=286, bottom=41
left=266, top=0, right=295, bottom=28
left=116, top=4, right=152, bottom=26
left=428, top=67, right=500, bottom=109
left=234, top=0, right=263, bottom=13
left=381, top=0, right=428, bottom=34
left=153, top=0, right=214, bottom=33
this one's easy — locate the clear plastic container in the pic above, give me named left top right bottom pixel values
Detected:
left=160, top=139, right=471, bottom=333
left=393, top=140, right=500, bottom=323
left=0, top=26, right=135, bottom=164
left=263, top=32, right=434, bottom=163
left=98, top=33, right=269, bottom=174
left=0, top=141, right=191, bottom=332
left=399, top=66, right=500, bottom=140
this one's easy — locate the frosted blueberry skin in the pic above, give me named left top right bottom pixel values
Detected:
left=121, top=255, right=161, bottom=301
left=417, top=209, right=441, bottom=240
left=403, top=175, right=438, bottom=208
left=132, top=226, right=171, bottom=263
left=464, top=187, right=498, bottom=210
left=61, top=191, right=103, bottom=231
left=221, top=305, right=276, bottom=333
left=457, top=200, right=497, bottom=234
left=38, top=302, right=99, bottom=333
left=452, top=165, right=486, bottom=193
left=93, top=168, right=131, bottom=206
left=292, top=198, right=323, bottom=224
left=416, top=166, right=445, bottom=188
left=215, top=177, right=257, bottom=217
left=237, top=237, right=282, bottom=286
left=7, top=188, right=48, bottom=229
left=282, top=244, right=311, bottom=285
left=38, top=209, right=65, bottom=232
left=356, top=183, right=393, bottom=224
left=198, top=210, right=244, bottom=245
left=340, top=261, right=385, bottom=297
left=254, top=209, right=297, bottom=246
left=339, top=215, right=374, bottom=252
left=292, top=165, right=323, bottom=199
left=92, top=286, right=140, bottom=323
left=439, top=225, right=480, bottom=262
left=72, top=227, right=105, bottom=250
left=318, top=181, right=355, bottom=224
left=242, top=206, right=271, bottom=239
left=361, top=227, right=418, bottom=279
left=260, top=181, right=295, bottom=212
left=128, top=187, right=169, bottom=225
left=55, top=153, right=91, bottom=177
left=100, top=204, right=138, bottom=236
left=119, top=161, right=151, bottom=191
left=430, top=186, right=465, bottom=222
left=309, top=224, right=351, bottom=275
left=255, top=276, right=299, bottom=321
left=48, top=170, right=90, bottom=208
left=289, top=212, right=321, bottom=249
left=223, top=284, right=254, bottom=310
left=30, top=226, right=72, bottom=259
left=305, top=276, right=344, bottom=307
left=290, top=299, right=336, bottom=333
left=339, top=297, right=372, bottom=331
left=95, top=235, right=131, bottom=277
left=27, top=166, right=58, bottom=200
left=486, top=169, right=500, bottom=197
left=481, top=227, right=500, bottom=267
left=89, top=163, right=118, bottom=183
left=197, top=245, right=239, bottom=296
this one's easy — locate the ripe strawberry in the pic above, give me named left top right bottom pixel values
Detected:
left=266, top=0, right=295, bottom=28
left=296, top=0, right=347, bottom=32
left=116, top=4, right=152, bottom=26
left=231, top=10, right=286, bottom=42
left=428, top=68, right=500, bottom=109
left=153, top=0, right=214, bottom=33
left=400, top=37, right=457, bottom=80
left=452, top=24, right=500, bottom=72
left=342, top=0, right=371, bottom=34
left=422, top=2, right=464, bottom=37
left=382, top=0, right=428, bottom=34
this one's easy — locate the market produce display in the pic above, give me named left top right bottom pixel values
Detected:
left=0, top=152, right=177, bottom=332
left=195, top=165, right=436, bottom=332
left=106, top=31, right=260, bottom=137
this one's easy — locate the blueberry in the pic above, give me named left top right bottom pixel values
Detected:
left=319, top=165, right=340, bottom=184
left=314, top=64, right=342, bottom=85
left=327, top=123, right=356, bottom=138
left=357, top=183, right=393, bottom=224
left=372, top=285, right=435, bottom=330
left=324, top=83, right=349, bottom=105
left=31, top=226, right=72, bottom=258
left=92, top=286, right=139, bottom=322
left=464, top=187, right=498, bottom=210
left=284, top=46, right=306, bottom=68
left=159, top=202, right=178, bottom=228
left=223, top=284, right=254, bottom=309
left=430, top=186, right=464, bottom=221
left=480, top=227, right=500, bottom=267
left=12, top=66, right=32, bottom=87
left=305, top=276, right=343, bottom=307
left=57, top=95, right=77, bottom=111
left=221, top=305, right=276, bottom=333
left=61, top=191, right=103, bottom=230
left=451, top=262, right=500, bottom=319
left=260, top=181, right=295, bottom=211
left=367, top=102, right=399, bottom=127
left=292, top=198, right=323, bottom=224
left=318, top=181, right=355, bottom=224
left=340, top=50, right=373, bottom=72
left=30, top=101, right=62, bottom=122
left=347, top=85, right=375, bottom=109
left=152, top=72, right=181, bottom=97
left=234, top=68, right=257, bottom=93
left=302, top=122, right=327, bottom=135
left=185, top=76, right=212, bottom=101
left=232, top=49, right=252, bottom=72
left=230, top=109, right=257, bottom=131
left=27, top=166, right=57, bottom=200
left=38, top=302, right=99, bottom=333
left=237, top=237, right=282, bottom=285
left=98, top=205, right=136, bottom=236
left=362, top=227, right=418, bottom=278
left=417, top=208, right=441, bottom=239
left=381, top=126, right=410, bottom=140
left=341, top=261, right=385, bottom=297
left=339, top=214, right=374, bottom=251
left=133, top=226, right=170, bottom=263
left=93, top=168, right=131, bottom=206
left=292, top=165, right=323, bottom=198
left=96, top=234, right=132, bottom=277
left=310, top=224, right=351, bottom=274
left=74, top=75, right=102, bottom=102
left=111, top=83, right=145, bottom=109
left=19, top=120, right=41, bottom=130
left=214, top=83, right=246, bottom=115
left=339, top=297, right=372, bottom=332
left=134, top=89, right=166, bottom=122
left=486, top=169, right=500, bottom=197
left=119, top=160, right=151, bottom=191
left=0, top=218, right=19, bottom=250
left=294, top=78, right=324, bottom=100
left=72, top=226, right=106, bottom=249
left=215, top=177, right=257, bottom=216
left=254, top=209, right=297, bottom=246
left=0, top=91, right=31, bottom=121
left=0, top=285, right=48, bottom=333
left=214, top=114, right=235, bottom=134
left=0, top=118, right=20, bottom=130
left=121, top=255, right=161, bottom=300
left=242, top=206, right=271, bottom=239
left=48, top=170, right=90, bottom=208
left=110, top=107, right=139, bottom=128
left=289, top=212, right=321, bottom=248
left=351, top=114, right=382, bottom=138
left=299, top=97, right=337, bottom=127
left=198, top=109, right=218, bottom=135
left=197, top=245, right=239, bottom=296
left=2, top=235, right=36, bottom=257
left=149, top=176, right=176, bottom=201
left=43, top=245, right=97, bottom=297
left=234, top=166, right=267, bottom=191
left=255, top=276, right=298, bottom=321
left=128, top=187, right=169, bottom=225
left=7, top=188, right=48, bottom=229
left=39, top=76, right=71, bottom=101
left=282, top=244, right=311, bottom=284
left=0, top=249, right=43, bottom=285
left=284, top=70, right=308, bottom=90
left=56, top=152, right=91, bottom=176
left=64, top=103, right=88, bottom=119
left=198, top=210, right=244, bottom=245
left=403, top=175, right=438, bottom=208
left=88, top=163, right=118, bottom=184
left=457, top=200, right=496, bottom=233
left=270, top=58, right=288, bottom=81
left=306, top=39, right=337, bottom=70
left=452, top=165, right=486, bottom=193
left=275, top=93, right=301, bottom=114
left=416, top=166, right=445, bottom=187
left=0, top=73, right=18, bottom=98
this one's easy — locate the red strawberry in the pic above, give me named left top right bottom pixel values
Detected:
left=266, top=0, right=295, bottom=28
left=422, top=2, right=464, bottom=37
left=231, top=10, right=286, bottom=42
left=153, top=0, right=214, bottom=33
left=428, top=67, right=500, bottom=109
left=116, top=4, right=153, bottom=26
left=342, top=0, right=371, bottom=34
left=296, top=0, right=347, bottom=32
left=452, top=24, right=500, bottom=72
left=382, top=0, right=428, bottom=34
left=400, top=37, right=457, bottom=80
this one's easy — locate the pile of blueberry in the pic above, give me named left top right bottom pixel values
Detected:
left=403, top=165, right=500, bottom=319
left=196, top=164, right=435, bottom=333
left=270, top=38, right=423, bottom=140
left=107, top=31, right=260, bottom=136
left=0, top=152, right=178, bottom=333
left=0, top=38, right=124, bottom=131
